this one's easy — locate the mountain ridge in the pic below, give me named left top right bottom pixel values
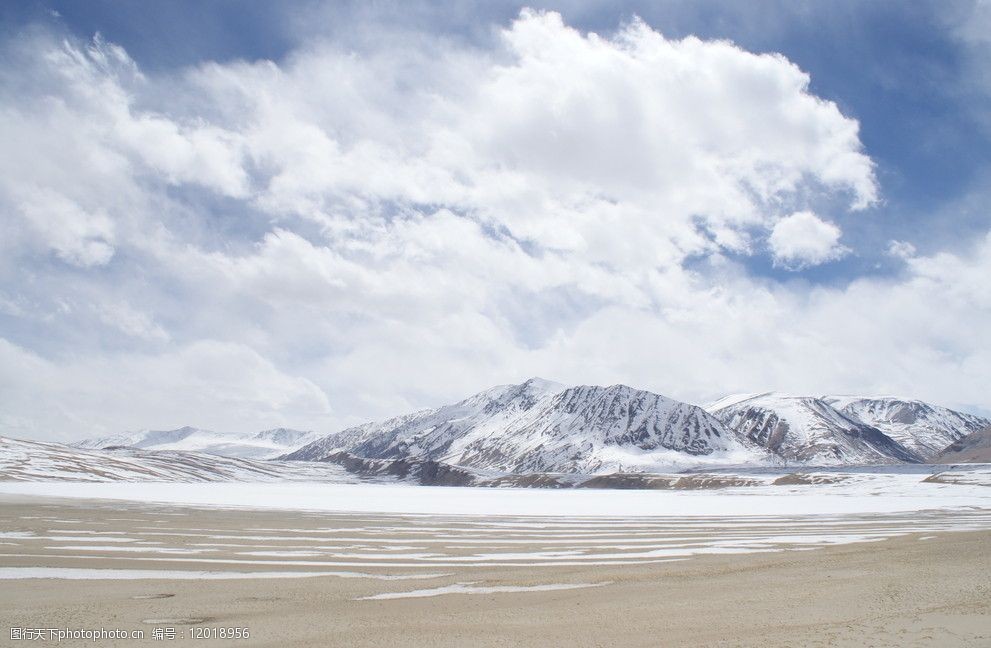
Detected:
left=705, top=393, right=922, bottom=464
left=284, top=378, right=765, bottom=472
left=67, top=382, right=989, bottom=471
left=74, top=426, right=318, bottom=460
left=823, top=396, right=989, bottom=460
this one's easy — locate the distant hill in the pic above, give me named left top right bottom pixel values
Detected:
left=0, top=435, right=352, bottom=482
left=934, top=426, right=991, bottom=463
left=705, top=393, right=920, bottom=464
left=824, top=396, right=989, bottom=460
left=73, top=426, right=317, bottom=459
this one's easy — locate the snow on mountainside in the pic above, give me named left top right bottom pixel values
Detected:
left=74, top=426, right=318, bottom=459
left=0, top=436, right=355, bottom=482
left=824, top=396, right=990, bottom=460
left=285, top=378, right=766, bottom=472
left=706, top=393, right=920, bottom=465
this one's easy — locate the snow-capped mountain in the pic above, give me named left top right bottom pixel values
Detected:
left=0, top=436, right=354, bottom=482
left=285, top=378, right=764, bottom=472
left=824, top=396, right=990, bottom=460
left=64, top=386, right=986, bottom=473
left=73, top=426, right=318, bottom=459
left=706, top=393, right=920, bottom=465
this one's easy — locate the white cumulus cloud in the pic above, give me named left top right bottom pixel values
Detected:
left=1, top=11, right=988, bottom=439
left=768, top=211, right=849, bottom=269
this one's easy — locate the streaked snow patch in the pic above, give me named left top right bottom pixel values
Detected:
left=357, top=581, right=610, bottom=600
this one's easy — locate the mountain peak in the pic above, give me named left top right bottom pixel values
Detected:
left=520, top=376, right=567, bottom=392
left=286, top=379, right=756, bottom=472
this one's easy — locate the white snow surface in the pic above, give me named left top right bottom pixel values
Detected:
left=356, top=581, right=609, bottom=600
left=0, top=471, right=986, bottom=517
left=2, top=476, right=987, bottom=578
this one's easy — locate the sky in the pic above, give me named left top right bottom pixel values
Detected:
left=1, top=0, right=989, bottom=441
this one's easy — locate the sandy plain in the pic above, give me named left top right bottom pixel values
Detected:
left=0, top=495, right=989, bottom=647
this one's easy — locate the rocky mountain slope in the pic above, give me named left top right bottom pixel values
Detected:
left=934, top=426, right=991, bottom=463
left=285, top=378, right=764, bottom=472
left=824, top=397, right=990, bottom=460
left=705, top=393, right=921, bottom=464
left=74, top=426, right=317, bottom=459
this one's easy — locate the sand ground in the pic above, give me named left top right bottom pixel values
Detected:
left=0, top=496, right=988, bottom=647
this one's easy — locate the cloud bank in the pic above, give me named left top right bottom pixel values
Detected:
left=0, top=10, right=987, bottom=440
